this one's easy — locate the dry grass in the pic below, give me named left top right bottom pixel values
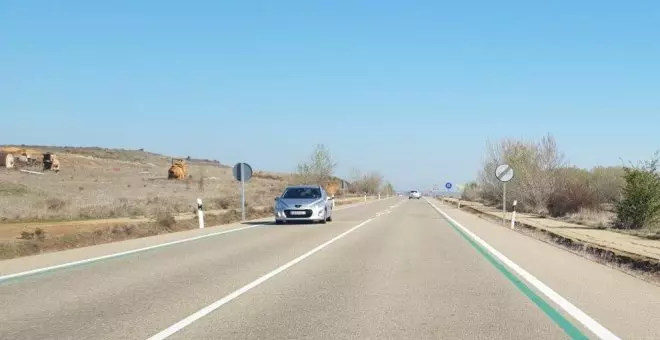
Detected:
left=0, top=206, right=274, bottom=260
left=0, top=145, right=368, bottom=259
left=0, top=197, right=364, bottom=260
left=561, top=208, right=615, bottom=229
left=0, top=146, right=293, bottom=222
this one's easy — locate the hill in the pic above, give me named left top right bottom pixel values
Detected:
left=0, top=145, right=297, bottom=222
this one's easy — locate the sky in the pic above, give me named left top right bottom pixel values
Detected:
left=2, top=0, right=659, bottom=191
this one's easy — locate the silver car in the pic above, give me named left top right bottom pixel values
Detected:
left=274, top=185, right=334, bottom=224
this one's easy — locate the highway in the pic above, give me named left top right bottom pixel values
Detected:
left=2, top=198, right=660, bottom=339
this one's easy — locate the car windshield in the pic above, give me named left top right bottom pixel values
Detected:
left=282, top=187, right=322, bottom=199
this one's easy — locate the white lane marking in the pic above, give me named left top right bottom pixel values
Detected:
left=146, top=217, right=375, bottom=340
left=425, top=198, right=621, bottom=340
left=0, top=225, right=263, bottom=283
left=0, top=197, right=394, bottom=282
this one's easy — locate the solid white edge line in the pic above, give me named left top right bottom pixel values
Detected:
left=425, top=198, right=621, bottom=340
left=146, top=217, right=375, bottom=340
left=0, top=225, right=262, bottom=282
left=0, top=196, right=395, bottom=282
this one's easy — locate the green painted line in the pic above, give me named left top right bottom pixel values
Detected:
left=443, top=217, right=589, bottom=340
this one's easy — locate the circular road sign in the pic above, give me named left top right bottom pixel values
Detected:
left=445, top=182, right=452, bottom=190
left=495, top=164, right=514, bottom=182
left=232, top=162, right=253, bottom=182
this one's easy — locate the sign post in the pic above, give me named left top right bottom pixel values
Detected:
left=232, top=162, right=253, bottom=221
left=495, top=164, right=514, bottom=226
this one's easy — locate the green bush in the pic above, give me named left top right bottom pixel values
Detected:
left=614, top=152, right=660, bottom=230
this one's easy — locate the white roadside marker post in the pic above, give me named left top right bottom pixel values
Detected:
left=511, top=200, right=517, bottom=229
left=197, top=198, right=204, bottom=229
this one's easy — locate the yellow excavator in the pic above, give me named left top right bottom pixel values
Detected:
left=167, top=159, right=188, bottom=180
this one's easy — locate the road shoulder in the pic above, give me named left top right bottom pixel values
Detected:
left=431, top=199, right=660, bottom=339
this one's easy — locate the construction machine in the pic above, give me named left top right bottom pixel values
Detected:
left=323, top=180, right=340, bottom=197
left=42, top=152, right=60, bottom=172
left=168, top=159, right=188, bottom=180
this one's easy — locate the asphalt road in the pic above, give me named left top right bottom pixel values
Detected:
left=1, top=198, right=659, bottom=339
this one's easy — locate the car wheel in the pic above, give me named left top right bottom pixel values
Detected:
left=326, top=215, right=332, bottom=222
left=275, top=220, right=284, bottom=225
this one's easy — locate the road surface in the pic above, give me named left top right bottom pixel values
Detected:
left=1, top=198, right=659, bottom=339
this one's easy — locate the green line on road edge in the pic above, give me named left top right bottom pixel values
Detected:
left=443, top=218, right=589, bottom=340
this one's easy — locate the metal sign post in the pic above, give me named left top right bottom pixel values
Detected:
left=495, top=164, right=514, bottom=226
left=232, top=162, right=253, bottom=221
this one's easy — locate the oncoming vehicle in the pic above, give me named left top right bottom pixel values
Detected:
left=274, top=185, right=334, bottom=224
left=409, top=190, right=421, bottom=199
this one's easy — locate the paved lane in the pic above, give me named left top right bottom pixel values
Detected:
left=0, top=199, right=397, bottom=340
left=4, top=196, right=657, bottom=339
left=157, top=199, right=576, bottom=339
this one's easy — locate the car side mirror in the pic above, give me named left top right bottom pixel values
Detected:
left=274, top=197, right=279, bottom=201
left=329, top=195, right=334, bottom=199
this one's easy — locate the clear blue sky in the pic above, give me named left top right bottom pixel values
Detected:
left=2, top=1, right=659, bottom=191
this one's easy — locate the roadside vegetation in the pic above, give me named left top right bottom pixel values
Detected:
left=461, top=134, right=660, bottom=235
left=293, top=143, right=394, bottom=196
left=0, top=144, right=394, bottom=260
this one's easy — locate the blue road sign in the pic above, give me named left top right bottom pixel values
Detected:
left=445, top=182, right=452, bottom=190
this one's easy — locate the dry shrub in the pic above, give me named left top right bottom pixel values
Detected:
left=253, top=171, right=284, bottom=180
left=46, top=198, right=67, bottom=211
left=546, top=167, right=598, bottom=217
left=210, top=196, right=238, bottom=210
left=461, top=182, right=480, bottom=201
left=474, top=134, right=626, bottom=221
left=590, top=166, right=626, bottom=204
left=349, top=168, right=384, bottom=195
left=478, top=134, right=564, bottom=213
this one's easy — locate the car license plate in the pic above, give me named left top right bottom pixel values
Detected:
left=290, top=211, right=306, bottom=215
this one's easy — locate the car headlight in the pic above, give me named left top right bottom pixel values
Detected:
left=275, top=201, right=287, bottom=210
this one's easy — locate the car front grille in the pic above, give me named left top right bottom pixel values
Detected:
left=284, top=209, right=313, bottom=218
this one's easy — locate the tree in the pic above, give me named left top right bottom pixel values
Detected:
left=295, top=144, right=338, bottom=185
left=348, top=167, right=384, bottom=194
left=477, top=134, right=565, bottom=213
left=382, top=181, right=395, bottom=195
left=614, top=151, right=660, bottom=229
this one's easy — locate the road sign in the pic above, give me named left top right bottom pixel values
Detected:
left=445, top=182, right=452, bottom=190
left=233, top=163, right=253, bottom=182
left=495, top=164, right=514, bottom=226
left=233, top=162, right=253, bottom=221
left=495, top=164, right=514, bottom=182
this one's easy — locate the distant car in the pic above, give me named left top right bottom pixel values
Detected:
left=409, top=190, right=421, bottom=199
left=274, top=185, right=334, bottom=224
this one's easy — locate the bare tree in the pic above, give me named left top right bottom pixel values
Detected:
left=294, top=144, right=338, bottom=185
left=348, top=167, right=384, bottom=194
left=478, top=134, right=565, bottom=213
left=382, top=181, right=395, bottom=195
